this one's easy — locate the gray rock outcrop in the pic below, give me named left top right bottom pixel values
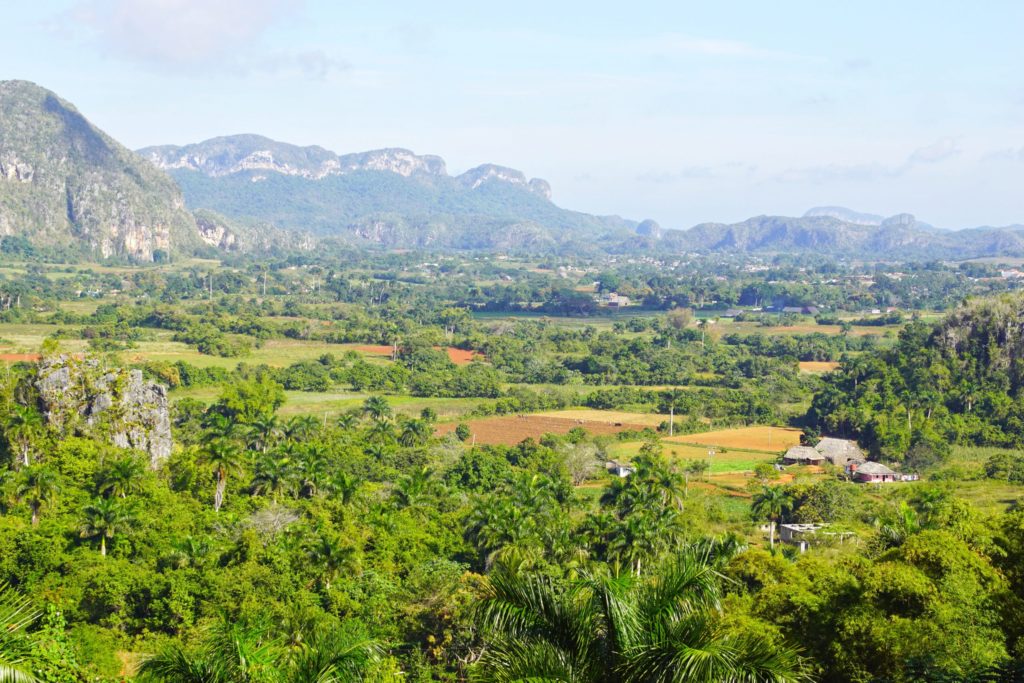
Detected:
left=35, top=355, right=172, bottom=468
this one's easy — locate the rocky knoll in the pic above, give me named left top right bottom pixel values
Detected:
left=36, top=355, right=172, bottom=467
left=0, top=80, right=200, bottom=261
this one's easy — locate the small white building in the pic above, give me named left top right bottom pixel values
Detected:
left=605, top=461, right=636, bottom=478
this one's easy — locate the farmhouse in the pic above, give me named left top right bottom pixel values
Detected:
left=782, top=446, right=825, bottom=466
left=850, top=461, right=897, bottom=483
left=814, top=437, right=866, bottom=468
left=598, top=292, right=631, bottom=307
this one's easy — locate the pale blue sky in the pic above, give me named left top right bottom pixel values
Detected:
left=6, top=1, right=1024, bottom=228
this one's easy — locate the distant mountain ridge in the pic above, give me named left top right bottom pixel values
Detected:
left=141, top=134, right=633, bottom=249
left=140, top=135, right=552, bottom=200
left=650, top=211, right=1024, bottom=259
left=2, top=79, right=1023, bottom=261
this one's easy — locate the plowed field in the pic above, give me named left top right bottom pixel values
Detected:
left=667, top=426, right=802, bottom=452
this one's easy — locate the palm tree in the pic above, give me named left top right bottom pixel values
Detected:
left=285, top=415, right=320, bottom=442
left=391, top=466, right=435, bottom=510
left=250, top=453, right=295, bottom=501
left=15, top=467, right=59, bottom=526
left=282, top=627, right=381, bottom=683
left=336, top=411, right=360, bottom=431
left=399, top=418, right=431, bottom=447
left=161, top=536, right=210, bottom=570
left=367, top=420, right=396, bottom=445
left=0, top=582, right=41, bottom=683
left=138, top=618, right=380, bottom=683
left=306, top=531, right=358, bottom=592
left=79, top=497, right=135, bottom=557
left=246, top=415, right=282, bottom=453
left=138, top=618, right=278, bottom=683
left=332, top=472, right=361, bottom=506
left=752, top=486, right=794, bottom=551
left=4, top=405, right=42, bottom=468
left=95, top=454, right=145, bottom=498
left=698, top=318, right=710, bottom=349
left=202, top=412, right=241, bottom=441
left=361, top=396, right=391, bottom=423
left=474, top=555, right=807, bottom=683
left=201, top=439, right=243, bottom=512
left=875, top=501, right=922, bottom=550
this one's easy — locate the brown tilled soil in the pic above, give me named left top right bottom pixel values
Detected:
left=0, top=353, right=41, bottom=362
left=354, top=345, right=482, bottom=365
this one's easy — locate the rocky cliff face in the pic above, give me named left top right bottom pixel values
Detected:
left=140, top=135, right=553, bottom=198
left=35, top=355, right=172, bottom=468
left=141, top=135, right=450, bottom=180
left=0, top=80, right=201, bottom=261
left=456, top=164, right=552, bottom=199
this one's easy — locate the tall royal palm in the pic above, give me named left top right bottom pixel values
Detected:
left=201, top=439, right=243, bottom=512
left=306, top=531, right=358, bottom=592
left=79, top=496, right=135, bottom=557
left=474, top=554, right=807, bottom=683
left=246, top=415, right=282, bottom=454
left=95, top=455, right=145, bottom=499
left=15, top=467, right=59, bottom=526
left=4, top=405, right=42, bottom=468
left=751, top=486, right=794, bottom=551
left=362, top=396, right=392, bottom=423
left=399, top=418, right=431, bottom=447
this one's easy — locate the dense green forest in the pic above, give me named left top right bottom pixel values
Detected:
left=809, top=295, right=1024, bottom=460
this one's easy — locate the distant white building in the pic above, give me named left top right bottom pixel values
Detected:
left=606, top=461, right=636, bottom=478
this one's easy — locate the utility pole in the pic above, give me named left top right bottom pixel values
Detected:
left=707, top=448, right=715, bottom=482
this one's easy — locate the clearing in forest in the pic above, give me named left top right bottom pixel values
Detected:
left=798, top=361, right=840, bottom=373
left=354, top=345, right=483, bottom=365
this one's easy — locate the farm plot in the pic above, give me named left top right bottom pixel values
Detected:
left=667, top=426, right=802, bottom=453
left=799, top=361, right=840, bottom=374
left=435, top=414, right=649, bottom=445
left=608, top=440, right=780, bottom=474
left=533, top=409, right=670, bottom=428
left=354, top=345, right=484, bottom=365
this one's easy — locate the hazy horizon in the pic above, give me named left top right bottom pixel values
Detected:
left=5, top=1, right=1024, bottom=230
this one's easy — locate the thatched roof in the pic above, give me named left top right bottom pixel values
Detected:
left=815, top=437, right=865, bottom=465
left=855, top=461, right=896, bottom=476
left=784, top=446, right=824, bottom=462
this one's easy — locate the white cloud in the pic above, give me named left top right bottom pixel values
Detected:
left=649, top=35, right=796, bottom=60
left=981, top=147, right=1024, bottom=164
left=59, top=0, right=345, bottom=77
left=775, top=138, right=961, bottom=185
left=907, top=137, right=960, bottom=165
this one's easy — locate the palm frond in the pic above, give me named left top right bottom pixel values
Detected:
left=0, top=583, right=40, bottom=683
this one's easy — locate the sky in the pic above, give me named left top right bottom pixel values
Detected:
left=5, top=1, right=1024, bottom=229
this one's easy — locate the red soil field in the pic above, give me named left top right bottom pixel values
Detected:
left=355, top=345, right=395, bottom=357
left=354, top=345, right=483, bottom=365
left=0, top=353, right=41, bottom=362
left=436, top=414, right=648, bottom=445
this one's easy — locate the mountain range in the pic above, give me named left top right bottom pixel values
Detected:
left=1, top=79, right=1023, bottom=262
left=139, top=135, right=634, bottom=251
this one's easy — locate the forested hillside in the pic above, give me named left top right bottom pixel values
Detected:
left=809, top=294, right=1024, bottom=460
